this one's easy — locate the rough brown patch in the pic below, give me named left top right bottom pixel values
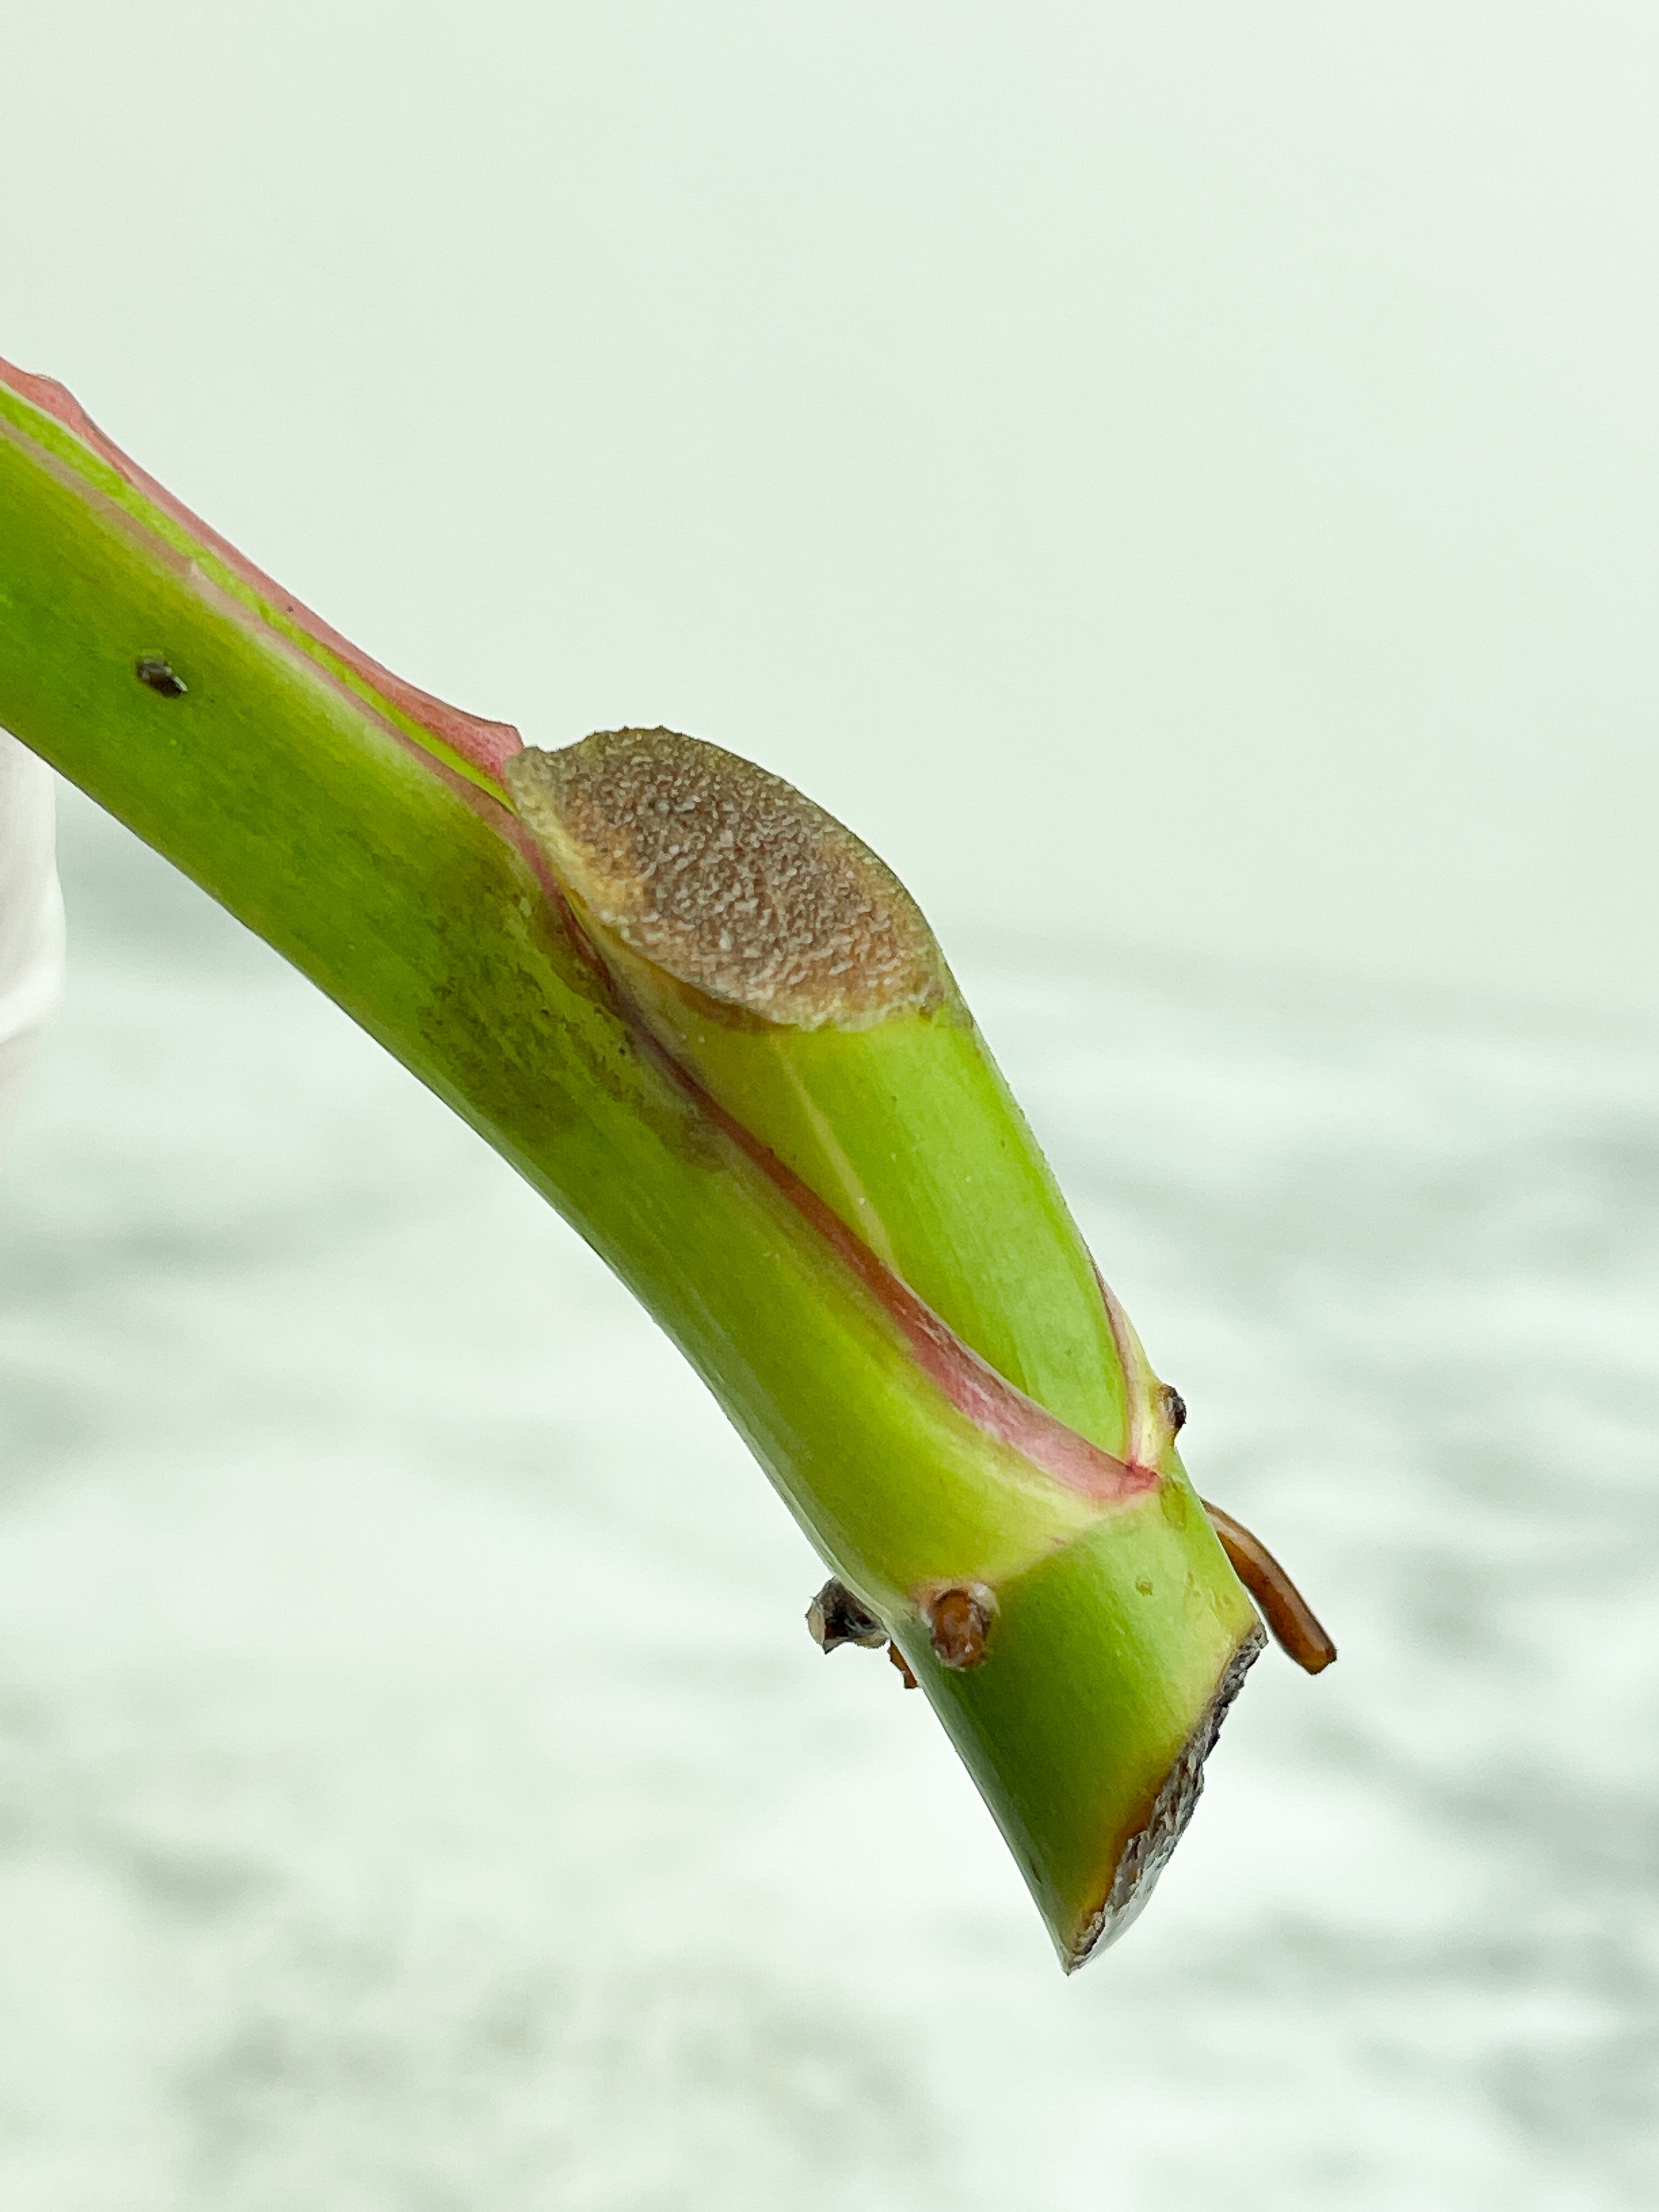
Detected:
left=504, top=729, right=943, bottom=1030
left=1068, top=1624, right=1266, bottom=1971
left=925, top=1583, right=996, bottom=1670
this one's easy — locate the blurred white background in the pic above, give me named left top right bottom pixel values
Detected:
left=5, top=1, right=1656, bottom=1012
left=3, top=6, right=1657, bottom=2208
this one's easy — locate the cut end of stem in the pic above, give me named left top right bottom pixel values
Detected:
left=504, top=729, right=946, bottom=1030
left=1066, top=1621, right=1267, bottom=1971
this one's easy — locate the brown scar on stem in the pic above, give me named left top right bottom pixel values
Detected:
left=1202, top=1500, right=1337, bottom=1675
left=924, top=1583, right=997, bottom=1670
left=888, top=1641, right=919, bottom=1690
left=503, top=728, right=947, bottom=1032
left=805, top=1578, right=888, bottom=1653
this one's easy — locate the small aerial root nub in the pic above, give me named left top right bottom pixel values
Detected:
left=925, top=1583, right=997, bottom=1670
left=1201, top=1501, right=1337, bottom=1675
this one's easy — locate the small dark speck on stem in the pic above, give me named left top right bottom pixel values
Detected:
left=1162, top=1384, right=1187, bottom=1435
left=135, top=655, right=187, bottom=697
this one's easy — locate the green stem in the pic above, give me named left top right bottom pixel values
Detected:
left=0, top=359, right=1264, bottom=1967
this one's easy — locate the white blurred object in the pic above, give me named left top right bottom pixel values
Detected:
left=0, top=732, right=64, bottom=1140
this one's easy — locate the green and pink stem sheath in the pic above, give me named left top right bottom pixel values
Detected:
left=0, top=356, right=1331, bottom=1968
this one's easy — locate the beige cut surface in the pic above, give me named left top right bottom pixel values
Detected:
left=505, top=728, right=945, bottom=1032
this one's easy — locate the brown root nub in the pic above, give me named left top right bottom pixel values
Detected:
left=805, top=1578, right=888, bottom=1653
left=1162, top=1383, right=1187, bottom=1436
left=888, top=1642, right=919, bottom=1690
left=504, top=729, right=944, bottom=1030
left=925, top=1583, right=996, bottom=1670
left=1202, top=1500, right=1338, bottom=1675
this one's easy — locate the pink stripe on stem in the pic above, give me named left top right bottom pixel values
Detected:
left=0, top=356, right=523, bottom=785
left=1094, top=1261, right=1164, bottom=1474
left=557, top=899, right=1159, bottom=1510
